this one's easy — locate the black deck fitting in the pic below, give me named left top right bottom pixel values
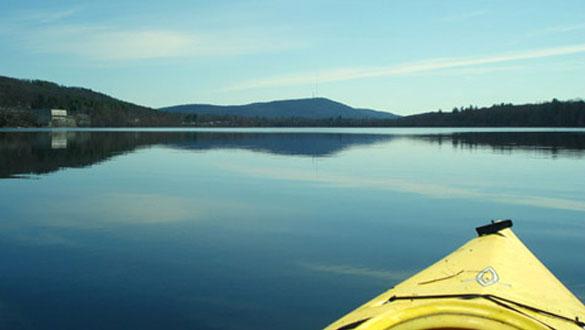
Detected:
left=475, top=219, right=513, bottom=236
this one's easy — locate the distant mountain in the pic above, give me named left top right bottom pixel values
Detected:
left=0, top=75, right=180, bottom=127
left=160, top=97, right=400, bottom=120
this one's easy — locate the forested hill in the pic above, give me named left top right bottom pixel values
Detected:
left=0, top=75, right=180, bottom=126
left=392, top=99, right=585, bottom=127
left=2, top=75, right=584, bottom=127
left=160, top=97, right=400, bottom=120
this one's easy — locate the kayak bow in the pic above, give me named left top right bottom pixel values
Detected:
left=325, top=220, right=585, bottom=330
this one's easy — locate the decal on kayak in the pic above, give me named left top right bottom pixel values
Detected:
left=476, top=266, right=499, bottom=286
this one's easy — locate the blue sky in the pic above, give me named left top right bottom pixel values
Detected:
left=1, top=0, right=584, bottom=115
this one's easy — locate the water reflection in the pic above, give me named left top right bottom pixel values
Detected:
left=0, top=128, right=584, bottom=330
left=419, top=131, right=585, bottom=158
left=298, top=261, right=413, bottom=281
left=2, top=130, right=585, bottom=178
left=0, top=131, right=396, bottom=178
left=230, top=166, right=585, bottom=212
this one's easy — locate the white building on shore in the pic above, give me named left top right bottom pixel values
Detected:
left=36, top=109, right=75, bottom=127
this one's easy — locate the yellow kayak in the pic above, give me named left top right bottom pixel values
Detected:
left=325, top=220, right=585, bottom=330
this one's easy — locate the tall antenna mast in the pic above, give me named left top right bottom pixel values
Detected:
left=315, top=73, right=319, bottom=98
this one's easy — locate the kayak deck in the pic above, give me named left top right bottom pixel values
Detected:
left=325, top=220, right=585, bottom=330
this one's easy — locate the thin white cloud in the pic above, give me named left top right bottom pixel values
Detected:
left=30, top=8, right=79, bottom=23
left=25, top=26, right=193, bottom=60
left=547, top=23, right=585, bottom=33
left=7, top=7, right=80, bottom=24
left=0, top=7, right=303, bottom=61
left=440, top=10, right=488, bottom=22
left=410, top=64, right=525, bottom=77
left=13, top=24, right=302, bottom=61
left=226, top=43, right=585, bottom=91
left=529, top=23, right=585, bottom=37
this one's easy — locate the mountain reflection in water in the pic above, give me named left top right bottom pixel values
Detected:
left=1, top=129, right=585, bottom=178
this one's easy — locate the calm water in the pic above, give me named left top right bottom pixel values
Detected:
left=1, top=128, right=584, bottom=329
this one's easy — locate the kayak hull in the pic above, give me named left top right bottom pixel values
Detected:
left=325, top=221, right=585, bottom=330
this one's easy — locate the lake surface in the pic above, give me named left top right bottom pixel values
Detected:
left=1, top=128, right=584, bottom=329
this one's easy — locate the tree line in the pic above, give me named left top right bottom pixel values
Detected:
left=2, top=75, right=584, bottom=127
left=391, top=99, right=585, bottom=127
